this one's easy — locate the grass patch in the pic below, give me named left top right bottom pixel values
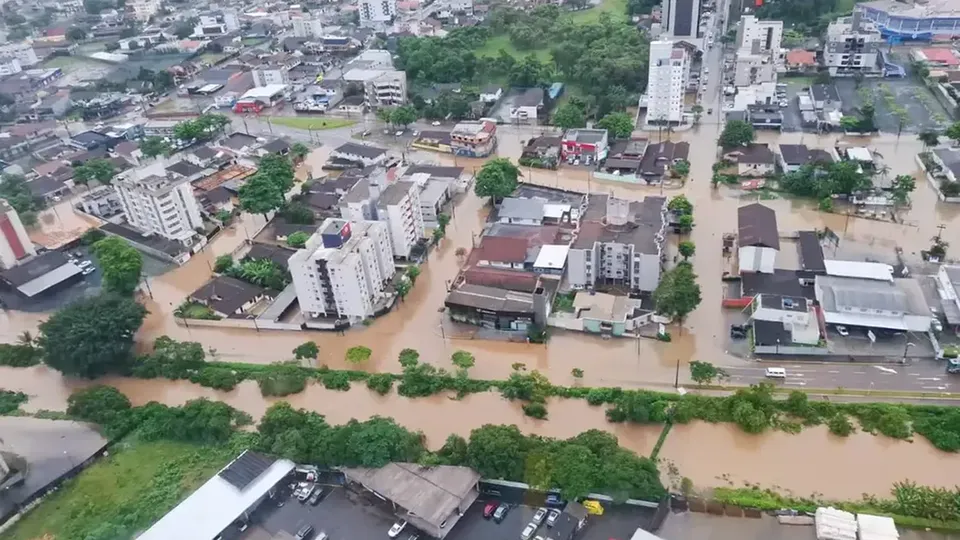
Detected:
left=241, top=37, right=268, bottom=46
left=42, top=56, right=96, bottom=72
left=4, top=437, right=238, bottom=540
left=268, top=117, right=357, bottom=130
left=565, top=0, right=628, bottom=24
left=198, top=52, right=229, bottom=65
left=474, top=34, right=551, bottom=63
left=174, top=300, right=222, bottom=321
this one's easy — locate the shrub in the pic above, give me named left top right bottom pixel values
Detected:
left=321, top=371, right=351, bottom=391
left=828, top=414, right=855, bottom=437
left=0, top=389, right=27, bottom=414
left=0, top=343, right=41, bottom=367
left=586, top=387, right=621, bottom=405
left=345, top=346, right=372, bottom=364
left=257, top=366, right=308, bottom=396
left=522, top=402, right=548, bottom=419
left=366, top=373, right=394, bottom=395
left=190, top=367, right=240, bottom=391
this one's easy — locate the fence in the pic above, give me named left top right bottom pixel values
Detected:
left=174, top=317, right=302, bottom=332
left=915, top=154, right=960, bottom=203
left=754, top=344, right=829, bottom=356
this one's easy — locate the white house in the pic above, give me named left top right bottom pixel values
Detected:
left=497, top=197, right=545, bottom=226
left=738, top=203, right=779, bottom=274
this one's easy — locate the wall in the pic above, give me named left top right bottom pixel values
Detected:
left=634, top=252, right=661, bottom=292
left=755, top=344, right=829, bottom=355
left=916, top=154, right=960, bottom=203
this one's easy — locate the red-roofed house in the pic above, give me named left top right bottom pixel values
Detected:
left=785, top=49, right=817, bottom=73
left=473, top=236, right=530, bottom=270
left=912, top=48, right=960, bottom=67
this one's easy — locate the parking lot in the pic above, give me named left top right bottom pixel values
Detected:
left=248, top=480, right=658, bottom=540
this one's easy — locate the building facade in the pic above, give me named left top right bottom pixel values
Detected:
left=288, top=219, right=395, bottom=322
left=292, top=16, right=325, bottom=38
left=252, top=68, right=289, bottom=88
left=824, top=13, right=883, bottom=75
left=857, top=0, right=960, bottom=41
left=0, top=42, right=38, bottom=67
left=113, top=162, right=204, bottom=246
left=0, top=199, right=36, bottom=270
left=661, top=0, right=699, bottom=39
left=128, top=0, right=161, bottom=20
left=377, top=181, right=425, bottom=260
left=359, top=0, right=396, bottom=25
left=343, top=69, right=407, bottom=109
left=450, top=120, right=497, bottom=157
left=646, top=41, right=688, bottom=124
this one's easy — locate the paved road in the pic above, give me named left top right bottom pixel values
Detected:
left=722, top=360, right=956, bottom=392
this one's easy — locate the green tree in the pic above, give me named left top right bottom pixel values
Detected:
left=466, top=424, right=527, bottom=480
left=474, top=158, right=521, bottom=200
left=377, top=107, right=394, bottom=125
left=346, top=346, right=372, bottom=364
left=73, top=158, right=116, bottom=186
left=293, top=341, right=319, bottom=360
left=66, top=26, right=87, bottom=41
left=929, top=235, right=949, bottom=260
left=287, top=231, right=309, bottom=248
left=280, top=202, right=316, bottom=225
left=451, top=350, right=475, bottom=370
left=257, top=154, right=295, bottom=193
left=678, top=240, right=695, bottom=260
left=139, top=136, right=171, bottom=159
left=66, top=385, right=133, bottom=435
left=81, top=228, right=106, bottom=245
left=667, top=194, right=693, bottom=214
left=718, top=120, right=755, bottom=147
left=890, top=174, right=916, bottom=207
left=596, top=111, right=635, bottom=139
left=671, top=159, right=690, bottom=178
left=38, top=294, right=147, bottom=378
left=395, top=279, right=411, bottom=301
left=946, top=122, right=960, bottom=145
left=239, top=174, right=285, bottom=218
left=689, top=360, right=727, bottom=386
left=653, top=262, right=702, bottom=331
left=691, top=105, right=704, bottom=126
left=406, top=265, right=421, bottom=284
left=552, top=102, right=586, bottom=129
left=214, top=254, right=233, bottom=273
left=290, top=142, right=309, bottom=162
left=390, top=105, right=418, bottom=127
left=398, top=348, right=420, bottom=368
left=552, top=444, right=599, bottom=499
left=918, top=130, right=940, bottom=150
left=92, top=237, right=143, bottom=295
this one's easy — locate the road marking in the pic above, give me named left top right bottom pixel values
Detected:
left=827, top=370, right=840, bottom=374
left=922, top=386, right=948, bottom=390
left=917, top=377, right=942, bottom=381
left=854, top=371, right=866, bottom=375
left=873, top=366, right=898, bottom=374
left=785, top=381, right=807, bottom=386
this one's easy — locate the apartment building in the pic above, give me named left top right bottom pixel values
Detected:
left=0, top=58, right=21, bottom=76
left=0, top=199, right=36, bottom=270
left=359, top=0, right=397, bottom=25
left=113, top=161, right=204, bottom=246
left=450, top=120, right=497, bottom=157
left=0, top=42, right=38, bottom=67
left=288, top=219, right=395, bottom=322
left=292, top=15, right=325, bottom=38
left=252, top=68, right=289, bottom=87
left=128, top=0, right=161, bottom=21
left=343, top=68, right=407, bottom=108
left=661, top=0, right=699, bottom=39
left=646, top=41, right=688, bottom=125
left=738, top=15, right=783, bottom=57
left=567, top=195, right=667, bottom=293
left=377, top=181, right=425, bottom=260
left=824, top=12, right=882, bottom=75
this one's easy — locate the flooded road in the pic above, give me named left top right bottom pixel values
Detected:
left=4, top=131, right=960, bottom=391
left=5, top=364, right=960, bottom=500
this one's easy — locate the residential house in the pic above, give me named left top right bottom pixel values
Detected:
left=497, top=197, right=545, bottom=226
left=189, top=276, right=273, bottom=318
left=560, top=129, right=609, bottom=164
left=724, top=143, right=776, bottom=177
left=638, top=141, right=689, bottom=184
left=450, top=120, right=497, bottom=157
left=809, top=84, right=842, bottom=113
left=738, top=202, right=779, bottom=274
left=473, top=236, right=530, bottom=270
left=785, top=49, right=817, bottom=73
left=330, top=143, right=388, bottom=167
left=520, top=136, right=562, bottom=169
left=778, top=144, right=834, bottom=173
left=509, top=88, right=544, bottom=122
left=747, top=104, right=783, bottom=130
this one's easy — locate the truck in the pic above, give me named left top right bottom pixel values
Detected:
left=947, top=358, right=960, bottom=374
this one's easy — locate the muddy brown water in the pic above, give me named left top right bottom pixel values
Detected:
left=5, top=364, right=960, bottom=499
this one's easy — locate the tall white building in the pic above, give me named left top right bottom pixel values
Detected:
left=377, top=181, right=424, bottom=260
left=0, top=42, right=38, bottom=67
left=128, top=0, right=161, bottom=21
left=661, top=0, right=699, bottom=39
left=342, top=69, right=407, bottom=108
left=252, top=68, right=289, bottom=87
left=823, top=12, right=883, bottom=75
left=292, top=15, right=324, bottom=38
left=359, top=0, right=396, bottom=25
left=0, top=58, right=21, bottom=76
left=113, top=161, right=204, bottom=246
left=738, top=15, right=784, bottom=55
left=288, top=219, right=395, bottom=322
left=646, top=41, right=688, bottom=125
left=0, top=199, right=36, bottom=270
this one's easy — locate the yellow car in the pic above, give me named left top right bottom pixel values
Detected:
left=583, top=500, right=604, bottom=515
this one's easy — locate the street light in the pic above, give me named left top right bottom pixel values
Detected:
left=901, top=341, right=915, bottom=365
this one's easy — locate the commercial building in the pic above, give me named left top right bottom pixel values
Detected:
left=738, top=203, right=779, bottom=274
left=646, top=41, right=688, bottom=125
left=0, top=57, right=21, bottom=76
left=343, top=464, right=480, bottom=539
left=0, top=199, right=36, bottom=270
left=0, top=42, right=39, bottom=67
left=291, top=15, right=325, bottom=38
left=359, top=0, right=397, bottom=25
left=0, top=251, right=82, bottom=298
left=288, top=219, right=395, bottom=322
left=935, top=265, right=960, bottom=330
left=567, top=194, right=667, bottom=292
left=824, top=13, right=883, bottom=76
left=113, top=161, right=204, bottom=246
left=445, top=281, right=552, bottom=331
left=450, top=120, right=497, bottom=157
left=815, top=274, right=932, bottom=332
left=138, top=451, right=295, bottom=540
left=561, top=129, right=610, bottom=164
left=128, top=0, right=161, bottom=20
left=661, top=0, right=699, bottom=39
left=342, top=68, right=406, bottom=108
left=857, top=0, right=960, bottom=41
left=377, top=181, right=425, bottom=260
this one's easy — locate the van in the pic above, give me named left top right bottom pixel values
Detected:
left=765, top=367, right=787, bottom=379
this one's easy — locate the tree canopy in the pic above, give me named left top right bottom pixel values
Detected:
left=139, top=136, right=171, bottom=159
left=0, top=174, right=41, bottom=226
left=552, top=102, right=587, bottom=130
left=73, top=159, right=116, bottom=186
left=239, top=173, right=285, bottom=217
left=596, top=111, right=635, bottom=139
left=653, top=262, right=702, bottom=326
left=92, top=236, right=144, bottom=295
left=474, top=158, right=521, bottom=200
left=719, top=120, right=755, bottom=147
left=173, top=114, right=230, bottom=141
left=38, top=294, right=147, bottom=378
left=778, top=160, right=871, bottom=199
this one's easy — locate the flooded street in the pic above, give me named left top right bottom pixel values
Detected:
left=6, top=363, right=960, bottom=500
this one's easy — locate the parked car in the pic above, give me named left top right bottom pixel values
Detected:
left=521, top=523, right=537, bottom=540
left=933, top=319, right=943, bottom=332
left=546, top=509, right=561, bottom=527
left=82, top=267, right=96, bottom=276
left=483, top=501, right=499, bottom=519
left=545, top=493, right=565, bottom=508
left=494, top=503, right=510, bottom=523
left=836, top=325, right=849, bottom=336
left=77, top=260, right=93, bottom=269
left=308, top=488, right=323, bottom=506
left=432, top=120, right=441, bottom=126
left=388, top=520, right=407, bottom=538
left=298, top=484, right=315, bottom=503
left=532, top=507, right=547, bottom=525
left=294, top=524, right=314, bottom=540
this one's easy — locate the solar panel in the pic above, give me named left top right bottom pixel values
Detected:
left=218, top=451, right=276, bottom=490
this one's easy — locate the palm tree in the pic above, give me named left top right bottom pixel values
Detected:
left=918, top=130, right=940, bottom=150
left=17, top=331, right=34, bottom=347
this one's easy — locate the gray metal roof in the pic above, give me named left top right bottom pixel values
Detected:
left=498, top=197, right=545, bottom=221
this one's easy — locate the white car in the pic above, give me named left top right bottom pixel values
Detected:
left=546, top=509, right=561, bottom=527
left=532, top=508, right=547, bottom=525
left=431, top=120, right=441, bottom=126
left=77, top=260, right=93, bottom=269
left=521, top=524, right=537, bottom=540
left=388, top=520, right=407, bottom=538
left=82, top=267, right=96, bottom=276
left=836, top=325, right=849, bottom=336
left=933, top=319, right=943, bottom=332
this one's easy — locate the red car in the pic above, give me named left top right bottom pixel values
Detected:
left=483, top=502, right=498, bottom=519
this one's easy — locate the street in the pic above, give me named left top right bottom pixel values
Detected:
left=722, top=360, right=955, bottom=392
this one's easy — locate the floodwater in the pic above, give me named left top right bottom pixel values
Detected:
left=4, top=131, right=960, bottom=391
left=6, top=364, right=960, bottom=500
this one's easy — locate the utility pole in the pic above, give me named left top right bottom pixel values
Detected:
left=935, top=223, right=946, bottom=241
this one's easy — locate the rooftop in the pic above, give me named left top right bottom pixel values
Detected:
left=728, top=143, right=775, bottom=164
left=861, top=0, right=960, bottom=18
left=816, top=275, right=929, bottom=324
left=514, top=87, right=544, bottom=107
left=189, top=275, right=269, bottom=316
left=475, top=235, right=530, bottom=264
left=403, top=164, right=464, bottom=179
left=334, top=142, right=387, bottom=160
left=498, top=197, right=545, bottom=222
left=573, top=195, right=666, bottom=254
left=797, top=231, right=826, bottom=273
left=758, top=293, right=808, bottom=312
left=445, top=283, right=537, bottom=313
left=378, top=181, right=414, bottom=207
left=573, top=291, right=642, bottom=322
left=563, top=128, right=607, bottom=144
left=785, top=49, right=816, bottom=65
left=0, top=251, right=80, bottom=293
left=738, top=203, right=779, bottom=249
